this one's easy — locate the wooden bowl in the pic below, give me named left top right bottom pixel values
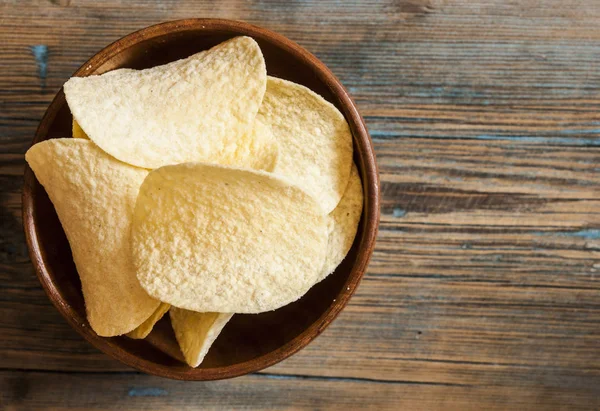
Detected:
left=22, top=19, right=380, bottom=380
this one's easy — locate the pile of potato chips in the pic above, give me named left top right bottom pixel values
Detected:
left=26, top=37, right=363, bottom=368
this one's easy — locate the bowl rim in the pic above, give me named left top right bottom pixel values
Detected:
left=22, top=18, right=380, bottom=380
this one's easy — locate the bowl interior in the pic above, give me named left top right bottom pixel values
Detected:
left=25, top=20, right=377, bottom=380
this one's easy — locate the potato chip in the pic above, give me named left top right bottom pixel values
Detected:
left=257, top=76, right=353, bottom=213
left=170, top=308, right=233, bottom=367
left=64, top=36, right=267, bottom=169
left=71, top=118, right=169, bottom=339
left=25, top=138, right=160, bottom=336
left=318, top=163, right=363, bottom=282
left=218, top=117, right=278, bottom=172
left=126, top=302, right=171, bottom=339
left=72, top=119, right=88, bottom=139
left=132, top=163, right=328, bottom=313
left=73, top=116, right=276, bottom=171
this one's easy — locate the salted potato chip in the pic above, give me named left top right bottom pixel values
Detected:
left=132, top=163, right=328, bottom=313
left=72, top=119, right=88, bottom=139
left=25, top=139, right=160, bottom=336
left=219, top=117, right=278, bottom=172
left=318, top=163, right=363, bottom=282
left=64, top=36, right=267, bottom=169
left=126, top=302, right=171, bottom=339
left=258, top=76, right=353, bottom=213
left=170, top=308, right=233, bottom=367
left=73, top=117, right=276, bottom=171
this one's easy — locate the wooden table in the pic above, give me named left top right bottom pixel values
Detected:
left=2, top=1, right=599, bottom=409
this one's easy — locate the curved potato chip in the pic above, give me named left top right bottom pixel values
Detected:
left=64, top=36, right=267, bottom=169
left=258, top=76, right=353, bottom=213
left=73, top=117, right=276, bottom=171
left=219, top=117, right=278, bottom=172
left=72, top=119, right=88, bottom=139
left=25, top=139, right=160, bottom=336
left=132, top=163, right=328, bottom=313
left=126, top=302, right=171, bottom=339
left=318, top=163, right=363, bottom=282
left=170, top=308, right=233, bottom=368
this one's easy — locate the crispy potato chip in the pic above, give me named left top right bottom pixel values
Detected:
left=73, top=116, right=276, bottom=171
left=219, top=117, right=278, bottom=172
left=170, top=308, right=233, bottom=368
left=318, top=163, right=363, bottom=282
left=258, top=76, right=353, bottom=213
left=72, top=117, right=168, bottom=339
left=64, top=36, right=267, bottom=169
left=72, top=119, right=88, bottom=139
left=126, top=302, right=171, bottom=339
left=132, top=163, right=328, bottom=313
left=25, top=138, right=160, bottom=336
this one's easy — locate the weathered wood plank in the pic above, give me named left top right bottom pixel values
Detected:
left=2, top=1, right=600, bottom=142
left=1, top=0, right=600, bottom=409
left=2, top=140, right=600, bottom=387
left=1, top=370, right=598, bottom=411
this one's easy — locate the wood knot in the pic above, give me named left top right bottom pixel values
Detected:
left=50, top=0, right=71, bottom=6
left=394, top=0, right=437, bottom=16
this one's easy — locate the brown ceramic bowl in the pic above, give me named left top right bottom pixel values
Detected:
left=22, top=19, right=379, bottom=380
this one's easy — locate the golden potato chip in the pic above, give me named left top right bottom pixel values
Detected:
left=170, top=308, right=233, bottom=368
left=72, top=117, right=276, bottom=171
left=219, top=117, right=278, bottom=172
left=318, top=163, right=363, bottom=282
left=64, top=36, right=267, bottom=169
left=72, top=116, right=164, bottom=339
left=72, top=119, right=88, bottom=139
left=126, top=302, right=170, bottom=339
left=25, top=138, right=160, bottom=336
left=132, top=163, right=328, bottom=313
left=257, top=76, right=353, bottom=213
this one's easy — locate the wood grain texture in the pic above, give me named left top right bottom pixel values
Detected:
left=1, top=370, right=598, bottom=411
left=1, top=0, right=599, bottom=409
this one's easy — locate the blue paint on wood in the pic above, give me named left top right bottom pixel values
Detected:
left=29, top=44, right=48, bottom=88
left=393, top=208, right=407, bottom=218
left=475, top=135, right=600, bottom=146
left=128, top=387, right=168, bottom=397
left=558, top=128, right=600, bottom=135
left=371, top=131, right=600, bottom=145
left=532, top=229, right=600, bottom=239
left=564, top=229, right=600, bottom=239
left=370, top=131, right=399, bottom=139
left=262, top=374, right=292, bottom=380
